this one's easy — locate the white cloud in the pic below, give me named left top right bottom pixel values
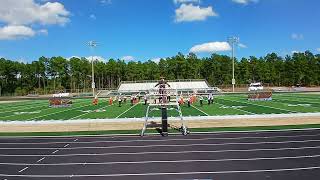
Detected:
left=238, top=43, right=247, bottom=48
left=232, top=0, right=259, bottom=5
left=86, top=56, right=106, bottom=62
left=37, top=29, right=48, bottom=35
left=291, top=33, right=304, bottom=40
left=0, top=25, right=36, bottom=40
left=174, top=0, right=200, bottom=4
left=121, top=56, right=135, bottom=61
left=291, top=50, right=302, bottom=54
left=67, top=56, right=81, bottom=60
left=316, top=48, right=320, bottom=52
left=175, top=4, right=217, bottom=22
left=150, top=57, right=162, bottom=63
left=89, top=14, right=97, bottom=20
left=0, top=0, right=70, bottom=40
left=0, top=0, right=70, bottom=25
left=100, top=0, right=112, bottom=5
left=190, top=42, right=231, bottom=53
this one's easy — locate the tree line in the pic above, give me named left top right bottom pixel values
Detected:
left=0, top=51, right=319, bottom=96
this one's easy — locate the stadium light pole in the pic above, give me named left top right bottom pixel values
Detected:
left=87, top=41, right=98, bottom=98
left=228, top=36, right=239, bottom=93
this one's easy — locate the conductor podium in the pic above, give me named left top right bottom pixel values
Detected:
left=140, top=78, right=188, bottom=137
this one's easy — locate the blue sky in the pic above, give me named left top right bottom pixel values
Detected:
left=0, top=0, right=319, bottom=62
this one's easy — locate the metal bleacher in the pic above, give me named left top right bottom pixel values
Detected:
left=118, top=79, right=220, bottom=93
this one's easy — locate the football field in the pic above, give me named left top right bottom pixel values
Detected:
left=0, top=93, right=319, bottom=121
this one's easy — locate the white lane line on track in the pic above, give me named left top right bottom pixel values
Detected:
left=2, top=154, right=320, bottom=166
left=1, top=127, right=320, bottom=139
left=116, top=103, right=139, bottom=118
left=1, top=145, right=320, bottom=157
left=18, top=167, right=28, bottom=173
left=1, top=133, right=319, bottom=145
left=191, top=105, right=209, bottom=116
left=52, top=150, right=59, bottom=154
left=3, top=166, right=320, bottom=177
left=36, top=157, right=46, bottom=163
left=0, top=140, right=320, bottom=153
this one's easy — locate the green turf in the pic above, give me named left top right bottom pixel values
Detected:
left=0, top=93, right=319, bottom=121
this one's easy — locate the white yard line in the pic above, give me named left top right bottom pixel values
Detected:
left=214, top=102, right=256, bottom=115
left=1, top=139, right=319, bottom=151
left=224, top=98, right=298, bottom=113
left=2, top=154, right=320, bottom=166
left=0, top=106, right=53, bottom=119
left=0, top=145, right=319, bottom=157
left=1, top=166, right=320, bottom=177
left=276, top=95, right=320, bottom=103
left=24, top=102, right=92, bottom=121
left=0, top=102, right=48, bottom=114
left=0, top=101, right=46, bottom=110
left=70, top=105, right=112, bottom=120
left=191, top=105, right=209, bottom=116
left=0, top=133, right=319, bottom=145
left=275, top=97, right=320, bottom=105
left=116, top=103, right=139, bottom=119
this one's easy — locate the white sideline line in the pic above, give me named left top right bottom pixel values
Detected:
left=18, top=167, right=28, bottom=173
left=0, top=132, right=319, bottom=145
left=1, top=127, right=320, bottom=139
left=70, top=105, right=113, bottom=120
left=2, top=166, right=320, bottom=177
left=1, top=145, right=319, bottom=157
left=1, top=139, right=319, bottom=151
left=1, top=112, right=320, bottom=124
left=223, top=98, right=298, bottom=113
left=116, top=103, right=139, bottom=118
left=214, top=102, right=256, bottom=115
left=191, top=105, right=209, bottom=116
left=2, top=154, right=320, bottom=166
